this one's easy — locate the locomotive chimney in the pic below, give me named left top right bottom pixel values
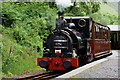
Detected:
left=56, top=11, right=68, bottom=31
left=57, top=11, right=64, bottom=19
left=56, top=11, right=64, bottom=30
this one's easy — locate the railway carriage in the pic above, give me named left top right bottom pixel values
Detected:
left=37, top=12, right=112, bottom=70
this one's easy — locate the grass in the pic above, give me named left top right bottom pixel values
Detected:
left=0, top=55, right=2, bottom=79
left=100, top=3, right=118, bottom=16
left=0, top=31, right=2, bottom=79
left=89, top=3, right=118, bottom=25
left=1, top=29, right=42, bottom=78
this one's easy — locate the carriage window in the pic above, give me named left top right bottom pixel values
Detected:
left=95, top=24, right=109, bottom=39
left=99, top=28, right=103, bottom=39
left=93, top=23, right=109, bottom=40
left=95, top=24, right=100, bottom=39
left=102, top=29, right=104, bottom=39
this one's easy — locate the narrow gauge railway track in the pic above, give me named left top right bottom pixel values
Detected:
left=16, top=71, right=67, bottom=80
left=15, top=54, right=112, bottom=80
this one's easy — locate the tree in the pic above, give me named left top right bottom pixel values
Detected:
left=64, top=2, right=100, bottom=16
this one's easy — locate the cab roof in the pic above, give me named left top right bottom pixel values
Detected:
left=64, top=17, right=92, bottom=19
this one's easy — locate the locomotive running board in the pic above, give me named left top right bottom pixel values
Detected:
left=95, top=51, right=112, bottom=58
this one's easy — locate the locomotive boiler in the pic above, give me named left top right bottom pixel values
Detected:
left=37, top=12, right=112, bottom=70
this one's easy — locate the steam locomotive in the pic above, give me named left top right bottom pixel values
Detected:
left=37, top=12, right=112, bottom=70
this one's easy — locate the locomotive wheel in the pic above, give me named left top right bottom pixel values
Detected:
left=87, top=53, right=94, bottom=63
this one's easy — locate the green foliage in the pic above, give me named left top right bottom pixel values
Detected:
left=90, top=12, right=118, bottom=25
left=2, top=26, right=42, bottom=77
left=91, top=2, right=118, bottom=25
left=64, top=2, right=100, bottom=16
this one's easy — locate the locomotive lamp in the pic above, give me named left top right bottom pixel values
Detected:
left=55, top=49, right=61, bottom=55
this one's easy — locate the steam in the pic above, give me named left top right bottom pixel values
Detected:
left=55, top=0, right=73, bottom=12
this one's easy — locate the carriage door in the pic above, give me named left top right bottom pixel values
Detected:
left=111, top=32, right=118, bottom=50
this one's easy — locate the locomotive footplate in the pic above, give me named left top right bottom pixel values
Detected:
left=37, top=58, right=79, bottom=70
